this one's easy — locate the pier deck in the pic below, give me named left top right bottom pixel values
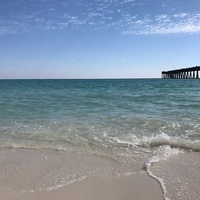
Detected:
left=162, top=66, right=200, bottom=79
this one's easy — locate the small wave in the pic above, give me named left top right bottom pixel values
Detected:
left=1, top=131, right=200, bottom=155
left=145, top=145, right=183, bottom=170
left=148, top=132, right=200, bottom=151
left=102, top=132, right=200, bottom=152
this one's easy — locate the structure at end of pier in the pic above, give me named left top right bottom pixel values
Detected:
left=162, top=66, right=200, bottom=79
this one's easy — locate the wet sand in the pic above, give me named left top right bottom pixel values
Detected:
left=0, top=149, right=164, bottom=200
left=150, top=151, right=200, bottom=200
left=0, top=173, right=163, bottom=200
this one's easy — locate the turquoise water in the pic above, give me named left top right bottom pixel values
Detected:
left=0, top=79, right=200, bottom=152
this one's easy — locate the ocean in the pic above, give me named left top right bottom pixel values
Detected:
left=0, top=79, right=200, bottom=199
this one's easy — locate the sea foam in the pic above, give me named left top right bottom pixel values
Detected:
left=145, top=145, right=183, bottom=200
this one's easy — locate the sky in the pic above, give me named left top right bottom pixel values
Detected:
left=0, top=0, right=200, bottom=79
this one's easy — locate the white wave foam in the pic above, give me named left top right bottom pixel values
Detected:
left=37, top=176, right=87, bottom=192
left=145, top=145, right=183, bottom=169
left=102, top=132, right=200, bottom=152
left=145, top=145, right=183, bottom=200
left=148, top=132, right=200, bottom=151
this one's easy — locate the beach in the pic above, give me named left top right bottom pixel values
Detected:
left=1, top=148, right=200, bottom=200
left=0, top=149, right=164, bottom=200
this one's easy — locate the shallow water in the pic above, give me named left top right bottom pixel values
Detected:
left=0, top=79, right=200, bottom=199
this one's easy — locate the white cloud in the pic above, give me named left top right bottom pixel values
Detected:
left=122, top=13, right=200, bottom=35
left=156, top=14, right=167, bottom=21
left=174, top=13, right=189, bottom=18
left=121, top=0, right=136, bottom=3
left=1, top=0, right=200, bottom=36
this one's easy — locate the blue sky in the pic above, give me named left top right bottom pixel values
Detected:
left=0, top=0, right=200, bottom=79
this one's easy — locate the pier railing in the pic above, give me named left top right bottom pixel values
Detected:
left=162, top=66, right=200, bottom=79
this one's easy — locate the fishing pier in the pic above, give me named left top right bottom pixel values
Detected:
left=162, top=66, right=200, bottom=79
